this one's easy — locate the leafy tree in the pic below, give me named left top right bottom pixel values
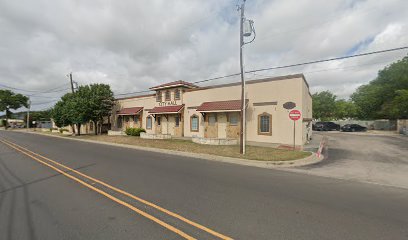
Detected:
left=0, top=90, right=29, bottom=129
left=351, top=55, right=408, bottom=119
left=75, top=84, right=114, bottom=135
left=381, top=89, right=408, bottom=119
left=52, top=93, right=75, bottom=133
left=334, top=99, right=357, bottom=119
left=312, top=91, right=337, bottom=120
left=51, top=84, right=114, bottom=135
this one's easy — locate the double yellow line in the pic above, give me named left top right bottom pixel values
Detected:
left=0, top=138, right=233, bottom=240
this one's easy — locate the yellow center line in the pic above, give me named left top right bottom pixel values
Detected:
left=0, top=138, right=234, bottom=240
left=0, top=139, right=196, bottom=240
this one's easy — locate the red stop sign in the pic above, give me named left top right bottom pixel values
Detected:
left=289, top=110, right=301, bottom=121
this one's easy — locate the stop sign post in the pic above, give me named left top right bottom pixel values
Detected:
left=289, top=110, right=301, bottom=150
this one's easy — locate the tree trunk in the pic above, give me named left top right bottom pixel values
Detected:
left=94, top=121, right=98, bottom=135
left=5, top=108, right=10, bottom=130
left=71, top=124, right=76, bottom=134
left=77, top=123, right=81, bottom=136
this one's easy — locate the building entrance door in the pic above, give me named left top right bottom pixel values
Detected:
left=156, top=116, right=162, bottom=134
left=205, top=113, right=218, bottom=138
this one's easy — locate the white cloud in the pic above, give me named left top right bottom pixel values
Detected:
left=0, top=0, right=407, bottom=111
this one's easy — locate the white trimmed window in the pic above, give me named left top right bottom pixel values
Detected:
left=190, top=115, right=199, bottom=132
left=174, top=89, right=181, bottom=100
left=229, top=113, right=239, bottom=126
left=165, top=90, right=171, bottom=101
left=146, top=116, right=152, bottom=129
left=156, top=91, right=162, bottom=102
left=258, top=113, right=272, bottom=135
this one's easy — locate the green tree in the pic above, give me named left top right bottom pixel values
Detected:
left=0, top=90, right=29, bottom=129
left=312, top=91, right=337, bottom=120
left=52, top=93, right=74, bottom=133
left=381, top=89, right=408, bottom=119
left=51, top=84, right=114, bottom=135
left=334, top=99, right=357, bottom=119
left=88, top=84, right=114, bottom=135
left=351, top=55, right=408, bottom=119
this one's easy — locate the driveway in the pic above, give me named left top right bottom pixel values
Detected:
left=294, top=131, right=408, bottom=189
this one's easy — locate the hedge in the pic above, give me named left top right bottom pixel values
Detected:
left=125, top=127, right=146, bottom=136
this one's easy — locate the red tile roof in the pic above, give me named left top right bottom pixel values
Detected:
left=117, top=107, right=143, bottom=115
left=149, top=105, right=185, bottom=114
left=149, top=80, right=198, bottom=90
left=196, top=100, right=243, bottom=112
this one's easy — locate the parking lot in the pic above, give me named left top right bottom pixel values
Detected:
left=294, top=131, right=408, bottom=189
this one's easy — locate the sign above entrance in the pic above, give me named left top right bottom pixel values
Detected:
left=159, top=101, right=177, bottom=107
left=283, top=101, right=296, bottom=110
left=289, top=110, right=301, bottom=121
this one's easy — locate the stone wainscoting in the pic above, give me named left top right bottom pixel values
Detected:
left=108, top=130, right=126, bottom=136
left=140, top=133, right=172, bottom=139
left=192, top=136, right=238, bottom=145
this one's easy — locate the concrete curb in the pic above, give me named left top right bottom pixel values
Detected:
left=4, top=130, right=324, bottom=169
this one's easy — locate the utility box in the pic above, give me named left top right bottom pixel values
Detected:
left=243, top=19, right=252, bottom=37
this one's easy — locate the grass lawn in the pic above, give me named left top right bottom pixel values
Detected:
left=74, top=135, right=311, bottom=161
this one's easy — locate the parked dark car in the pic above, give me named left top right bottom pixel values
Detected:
left=313, top=122, right=340, bottom=131
left=341, top=124, right=367, bottom=132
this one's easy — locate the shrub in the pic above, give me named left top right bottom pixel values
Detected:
left=59, top=128, right=69, bottom=133
left=49, top=127, right=58, bottom=131
left=125, top=127, right=146, bottom=136
left=0, top=119, right=6, bottom=127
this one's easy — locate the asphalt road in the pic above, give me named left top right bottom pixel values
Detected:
left=297, top=131, right=408, bottom=189
left=1, top=130, right=408, bottom=240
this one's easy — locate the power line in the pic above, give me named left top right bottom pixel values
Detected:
left=246, top=46, right=408, bottom=73
left=112, top=46, right=408, bottom=97
left=27, top=88, right=71, bottom=97
left=0, top=82, right=70, bottom=95
left=250, top=57, right=404, bottom=78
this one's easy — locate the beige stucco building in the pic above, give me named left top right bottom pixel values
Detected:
left=111, top=74, right=313, bottom=148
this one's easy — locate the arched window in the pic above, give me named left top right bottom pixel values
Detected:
left=146, top=116, right=152, bottom=129
left=190, top=114, right=199, bottom=132
left=165, top=90, right=171, bottom=101
left=258, top=112, right=272, bottom=135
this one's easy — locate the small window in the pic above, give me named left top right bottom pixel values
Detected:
left=165, top=90, right=171, bottom=101
left=208, top=115, right=216, bottom=126
left=134, top=115, right=139, bottom=123
left=175, top=116, right=180, bottom=127
left=190, top=115, right=199, bottom=132
left=117, top=116, right=122, bottom=128
left=125, top=116, right=130, bottom=122
left=157, top=116, right=161, bottom=126
left=229, top=113, right=239, bottom=126
left=174, top=89, right=181, bottom=100
left=146, top=116, right=152, bottom=129
left=156, top=91, right=162, bottom=102
left=258, top=113, right=272, bottom=135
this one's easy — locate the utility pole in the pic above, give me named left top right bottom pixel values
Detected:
left=69, top=72, right=75, bottom=93
left=238, top=0, right=256, bottom=155
left=239, top=0, right=246, bottom=154
left=26, top=99, right=31, bottom=129
left=68, top=72, right=76, bottom=135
